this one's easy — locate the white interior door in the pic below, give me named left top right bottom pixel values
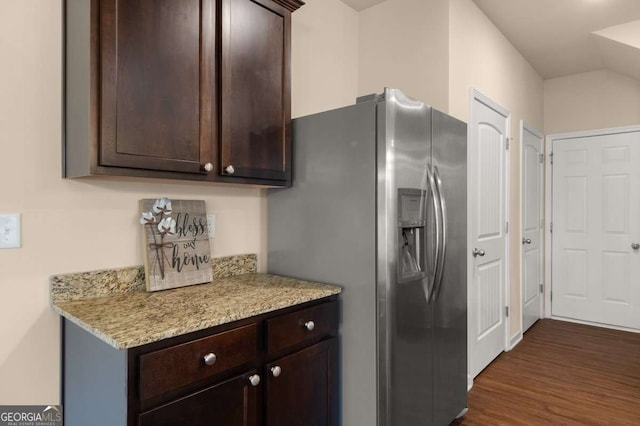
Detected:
left=552, top=130, right=640, bottom=329
left=521, top=122, right=544, bottom=332
left=469, top=91, right=510, bottom=378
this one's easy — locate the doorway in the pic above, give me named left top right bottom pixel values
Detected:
left=520, top=121, right=544, bottom=332
left=545, top=126, right=640, bottom=330
left=468, top=89, right=511, bottom=379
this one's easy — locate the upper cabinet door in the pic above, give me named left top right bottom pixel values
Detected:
left=99, top=0, right=216, bottom=174
left=220, top=0, right=291, bottom=182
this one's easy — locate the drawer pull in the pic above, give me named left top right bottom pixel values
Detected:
left=249, top=374, right=261, bottom=387
left=271, top=366, right=282, bottom=377
left=304, top=321, right=315, bottom=331
left=203, top=352, right=217, bottom=366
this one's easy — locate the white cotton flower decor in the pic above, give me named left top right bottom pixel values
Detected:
left=139, top=197, right=176, bottom=280
left=139, top=211, right=156, bottom=225
left=157, top=217, right=177, bottom=236
left=139, top=198, right=212, bottom=291
left=152, top=197, right=172, bottom=215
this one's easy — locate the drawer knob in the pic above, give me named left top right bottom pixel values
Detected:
left=271, top=366, right=282, bottom=377
left=249, top=374, right=261, bottom=387
left=203, top=162, right=214, bottom=172
left=203, top=353, right=217, bottom=366
left=304, top=321, right=315, bottom=331
left=225, top=165, right=235, bottom=175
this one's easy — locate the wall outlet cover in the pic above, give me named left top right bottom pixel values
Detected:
left=0, top=214, right=21, bottom=249
left=206, top=214, right=216, bottom=239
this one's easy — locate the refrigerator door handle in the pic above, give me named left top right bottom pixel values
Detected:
left=432, top=166, right=447, bottom=301
left=427, top=165, right=441, bottom=302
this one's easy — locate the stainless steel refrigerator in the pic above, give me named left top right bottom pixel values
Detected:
left=268, top=88, right=467, bottom=426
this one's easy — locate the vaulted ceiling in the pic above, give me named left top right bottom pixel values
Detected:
left=472, top=0, right=640, bottom=80
left=339, top=0, right=640, bottom=81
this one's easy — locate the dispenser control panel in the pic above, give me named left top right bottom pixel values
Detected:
left=398, top=188, right=426, bottom=227
left=397, top=188, right=426, bottom=283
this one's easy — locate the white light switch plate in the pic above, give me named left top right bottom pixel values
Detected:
left=206, top=214, right=216, bottom=239
left=0, top=214, right=21, bottom=249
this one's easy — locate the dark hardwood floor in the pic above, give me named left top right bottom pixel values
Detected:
left=453, top=319, right=640, bottom=425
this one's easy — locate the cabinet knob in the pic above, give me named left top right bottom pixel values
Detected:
left=304, top=321, right=315, bottom=331
left=249, top=374, right=261, bottom=387
left=203, top=352, right=217, bottom=366
left=522, top=238, right=532, bottom=245
left=203, top=162, right=214, bottom=172
left=225, top=165, right=235, bottom=175
left=271, top=366, right=282, bottom=377
left=632, top=242, right=640, bottom=250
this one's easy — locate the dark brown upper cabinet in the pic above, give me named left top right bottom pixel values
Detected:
left=220, top=0, right=289, bottom=182
left=64, top=0, right=303, bottom=187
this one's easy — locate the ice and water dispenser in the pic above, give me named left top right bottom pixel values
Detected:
left=397, top=188, right=427, bottom=283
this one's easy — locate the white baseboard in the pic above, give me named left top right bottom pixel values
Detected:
left=467, top=374, right=473, bottom=391
left=507, top=332, right=523, bottom=350
left=550, top=316, right=640, bottom=334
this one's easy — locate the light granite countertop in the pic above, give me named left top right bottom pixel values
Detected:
left=52, top=272, right=341, bottom=350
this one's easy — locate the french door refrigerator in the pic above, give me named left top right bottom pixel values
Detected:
left=268, top=88, right=467, bottom=426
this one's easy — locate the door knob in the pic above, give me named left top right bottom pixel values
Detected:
left=472, top=248, right=485, bottom=257
left=225, top=165, right=235, bottom=175
left=203, top=162, right=214, bottom=172
left=271, top=366, right=282, bottom=377
left=632, top=242, right=640, bottom=250
left=522, top=238, right=532, bottom=245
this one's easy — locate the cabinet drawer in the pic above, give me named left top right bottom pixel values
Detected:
left=139, top=324, right=257, bottom=401
left=266, top=301, right=338, bottom=355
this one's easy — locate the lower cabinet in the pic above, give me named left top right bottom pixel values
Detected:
left=62, top=298, right=338, bottom=426
left=265, top=339, right=338, bottom=426
left=139, top=371, right=259, bottom=426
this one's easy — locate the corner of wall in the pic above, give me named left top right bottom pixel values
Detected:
left=357, top=0, right=450, bottom=111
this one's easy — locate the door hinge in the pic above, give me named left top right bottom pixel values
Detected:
left=550, top=291, right=553, bottom=302
left=505, top=221, right=509, bottom=233
left=550, top=222, right=553, bottom=233
left=539, top=153, right=544, bottom=164
left=540, top=284, right=544, bottom=294
left=549, top=152, right=553, bottom=165
left=506, top=137, right=510, bottom=150
left=505, top=306, right=510, bottom=317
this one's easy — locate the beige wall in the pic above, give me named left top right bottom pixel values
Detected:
left=544, top=69, right=640, bottom=134
left=0, top=0, right=358, bottom=404
left=448, top=0, right=544, bottom=339
left=291, top=0, right=359, bottom=118
left=358, top=0, right=449, bottom=111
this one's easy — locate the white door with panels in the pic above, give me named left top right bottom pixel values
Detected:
left=521, top=122, right=544, bottom=332
left=551, top=130, right=640, bottom=329
left=469, top=90, right=510, bottom=379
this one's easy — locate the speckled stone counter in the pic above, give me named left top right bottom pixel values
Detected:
left=51, top=254, right=258, bottom=303
left=50, top=257, right=341, bottom=350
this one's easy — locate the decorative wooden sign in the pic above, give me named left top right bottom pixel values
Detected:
left=139, top=198, right=213, bottom=292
